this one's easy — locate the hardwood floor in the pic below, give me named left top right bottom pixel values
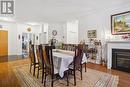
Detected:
left=86, top=63, right=130, bottom=87
left=0, top=59, right=29, bottom=87
left=0, top=59, right=130, bottom=87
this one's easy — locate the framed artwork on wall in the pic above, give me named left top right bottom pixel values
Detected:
left=87, top=30, right=97, bottom=38
left=111, top=11, right=130, bottom=35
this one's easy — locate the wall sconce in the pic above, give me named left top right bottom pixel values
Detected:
left=27, top=27, right=31, bottom=32
left=18, top=35, right=20, bottom=40
left=36, top=36, right=38, bottom=40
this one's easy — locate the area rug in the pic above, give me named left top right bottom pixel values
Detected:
left=13, top=64, right=119, bottom=87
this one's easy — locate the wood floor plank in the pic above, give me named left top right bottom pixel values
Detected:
left=0, top=59, right=130, bottom=87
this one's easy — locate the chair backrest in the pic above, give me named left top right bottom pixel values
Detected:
left=73, top=46, right=83, bottom=69
left=29, top=44, right=36, bottom=64
left=78, top=44, right=88, bottom=53
left=36, top=45, right=40, bottom=60
left=78, top=44, right=83, bottom=50
left=36, top=45, right=44, bottom=67
left=44, top=46, right=54, bottom=74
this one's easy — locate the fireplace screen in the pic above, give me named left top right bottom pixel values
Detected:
left=112, top=49, right=130, bottom=72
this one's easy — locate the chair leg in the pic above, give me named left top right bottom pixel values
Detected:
left=30, top=64, right=32, bottom=73
left=42, top=68, right=44, bottom=83
left=37, top=66, right=39, bottom=78
left=33, top=64, right=36, bottom=76
left=44, top=72, right=46, bottom=87
left=51, top=74, right=54, bottom=87
left=80, top=66, right=83, bottom=80
left=66, top=71, right=69, bottom=86
left=74, top=70, right=76, bottom=86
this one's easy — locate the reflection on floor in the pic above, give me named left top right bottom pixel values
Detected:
left=0, top=55, right=27, bottom=63
left=0, top=59, right=130, bottom=87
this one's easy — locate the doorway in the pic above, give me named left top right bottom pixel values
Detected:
left=22, top=33, right=34, bottom=57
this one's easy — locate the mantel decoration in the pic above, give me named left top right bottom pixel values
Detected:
left=122, top=34, right=130, bottom=40
left=111, top=11, right=130, bottom=35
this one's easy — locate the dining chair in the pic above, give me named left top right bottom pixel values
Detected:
left=36, top=45, right=45, bottom=83
left=29, top=44, right=39, bottom=76
left=68, top=46, right=83, bottom=86
left=84, top=44, right=88, bottom=72
left=64, top=44, right=67, bottom=50
left=43, top=46, right=69, bottom=87
left=78, top=44, right=88, bottom=72
left=43, top=46, right=55, bottom=87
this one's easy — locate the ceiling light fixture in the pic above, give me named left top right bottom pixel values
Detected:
left=26, top=22, right=41, bottom=26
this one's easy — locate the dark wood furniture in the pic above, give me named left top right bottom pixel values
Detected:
left=79, top=44, right=88, bottom=72
left=29, top=44, right=39, bottom=76
left=43, top=46, right=55, bottom=87
left=61, top=43, right=88, bottom=72
left=43, top=46, right=69, bottom=87
left=67, top=46, right=83, bottom=86
left=36, top=45, right=45, bottom=83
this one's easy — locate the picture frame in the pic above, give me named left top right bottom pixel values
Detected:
left=87, top=30, right=97, bottom=38
left=111, top=11, right=130, bottom=35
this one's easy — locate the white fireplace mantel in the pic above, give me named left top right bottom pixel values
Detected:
left=107, top=41, right=130, bottom=69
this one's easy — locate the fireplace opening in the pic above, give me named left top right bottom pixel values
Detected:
left=112, top=49, right=130, bottom=72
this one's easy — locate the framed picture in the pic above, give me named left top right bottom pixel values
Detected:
left=52, top=30, right=57, bottom=36
left=111, top=11, right=130, bottom=35
left=87, top=30, right=97, bottom=38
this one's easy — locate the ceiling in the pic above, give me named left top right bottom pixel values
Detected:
left=2, top=0, right=130, bottom=23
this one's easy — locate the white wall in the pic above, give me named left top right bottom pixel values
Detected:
left=78, top=4, right=130, bottom=59
left=0, top=21, right=78, bottom=55
left=48, top=23, right=67, bottom=43
left=0, top=22, right=42, bottom=55
left=47, top=21, right=79, bottom=44
left=0, top=22, right=17, bottom=55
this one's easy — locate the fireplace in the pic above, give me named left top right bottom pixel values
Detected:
left=112, top=49, right=130, bottom=72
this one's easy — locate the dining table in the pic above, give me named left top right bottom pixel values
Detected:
left=52, top=49, right=88, bottom=78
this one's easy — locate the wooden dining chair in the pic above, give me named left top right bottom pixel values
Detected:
left=78, top=44, right=88, bottom=72
left=84, top=44, right=89, bottom=72
left=43, top=46, right=69, bottom=87
left=43, top=46, right=55, bottom=87
left=67, top=46, right=83, bottom=86
left=29, top=44, right=39, bottom=76
left=36, top=45, right=45, bottom=83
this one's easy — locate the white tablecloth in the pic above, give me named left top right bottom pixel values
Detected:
left=82, top=53, right=88, bottom=63
left=53, top=49, right=88, bottom=63
left=53, top=49, right=88, bottom=77
left=53, top=52, right=73, bottom=77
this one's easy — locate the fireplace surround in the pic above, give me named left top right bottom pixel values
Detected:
left=107, top=41, right=130, bottom=70
left=112, top=49, right=130, bottom=72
